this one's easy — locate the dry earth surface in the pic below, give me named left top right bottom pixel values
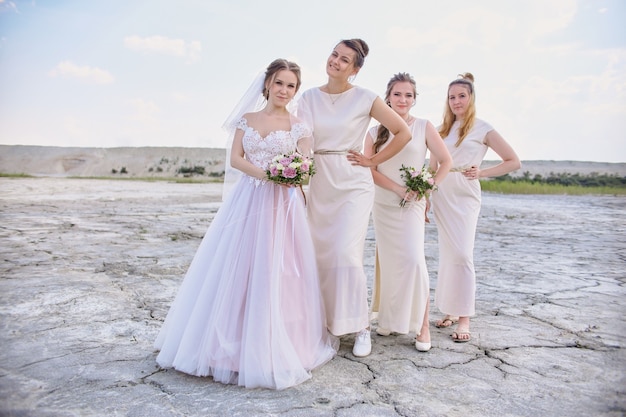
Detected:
left=1, top=146, right=625, bottom=416
left=0, top=175, right=624, bottom=417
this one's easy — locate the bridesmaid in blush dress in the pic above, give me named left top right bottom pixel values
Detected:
left=430, top=73, right=520, bottom=343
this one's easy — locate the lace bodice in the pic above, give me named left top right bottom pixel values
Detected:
left=237, top=117, right=312, bottom=169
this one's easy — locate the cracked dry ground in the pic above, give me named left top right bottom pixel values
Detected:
left=0, top=178, right=624, bottom=417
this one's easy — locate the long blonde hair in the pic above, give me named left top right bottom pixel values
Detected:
left=439, top=73, right=476, bottom=147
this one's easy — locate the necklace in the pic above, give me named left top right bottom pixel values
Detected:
left=328, top=93, right=343, bottom=105
left=325, top=83, right=350, bottom=105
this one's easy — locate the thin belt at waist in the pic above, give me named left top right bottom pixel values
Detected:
left=314, top=149, right=355, bottom=155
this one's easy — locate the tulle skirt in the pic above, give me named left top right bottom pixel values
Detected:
left=154, top=178, right=338, bottom=390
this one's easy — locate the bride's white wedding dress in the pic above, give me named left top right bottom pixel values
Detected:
left=154, top=117, right=337, bottom=390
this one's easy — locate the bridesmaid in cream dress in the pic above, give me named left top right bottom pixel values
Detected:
left=365, top=73, right=451, bottom=351
left=297, top=39, right=411, bottom=357
left=429, top=73, right=520, bottom=342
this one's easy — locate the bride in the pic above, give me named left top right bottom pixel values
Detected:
left=153, top=58, right=338, bottom=390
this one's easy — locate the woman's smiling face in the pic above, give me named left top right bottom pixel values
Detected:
left=388, top=81, right=416, bottom=119
left=326, top=43, right=357, bottom=80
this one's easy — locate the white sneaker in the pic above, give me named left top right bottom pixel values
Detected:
left=352, top=329, right=371, bottom=357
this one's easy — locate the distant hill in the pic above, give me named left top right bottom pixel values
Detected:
left=0, top=145, right=624, bottom=179
left=0, top=145, right=225, bottom=178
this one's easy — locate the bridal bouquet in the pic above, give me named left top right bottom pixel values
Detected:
left=399, top=164, right=437, bottom=207
left=266, top=151, right=315, bottom=186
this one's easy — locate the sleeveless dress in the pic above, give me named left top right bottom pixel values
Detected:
left=154, top=117, right=338, bottom=390
left=297, top=86, right=378, bottom=336
left=431, top=118, right=493, bottom=317
left=369, top=119, right=430, bottom=334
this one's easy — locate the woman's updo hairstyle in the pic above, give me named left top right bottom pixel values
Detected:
left=339, top=38, right=369, bottom=69
left=448, top=72, right=474, bottom=94
left=262, top=58, right=302, bottom=100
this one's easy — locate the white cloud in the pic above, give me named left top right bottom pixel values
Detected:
left=528, top=0, right=577, bottom=38
left=383, top=5, right=516, bottom=59
left=123, top=35, right=201, bottom=63
left=0, top=0, right=19, bottom=14
left=49, top=61, right=114, bottom=84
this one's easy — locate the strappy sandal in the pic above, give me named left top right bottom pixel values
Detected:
left=451, top=329, right=471, bottom=343
left=435, top=316, right=458, bottom=328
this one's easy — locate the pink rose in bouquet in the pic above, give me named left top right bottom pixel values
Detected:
left=398, top=164, right=437, bottom=207
left=266, top=151, right=316, bottom=185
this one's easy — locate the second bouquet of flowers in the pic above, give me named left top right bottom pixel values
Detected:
left=266, top=151, right=316, bottom=186
left=398, top=164, right=437, bottom=207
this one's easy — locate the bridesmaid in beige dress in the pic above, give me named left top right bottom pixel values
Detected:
left=297, top=39, right=411, bottom=357
left=365, top=73, right=451, bottom=351
left=429, top=73, right=520, bottom=342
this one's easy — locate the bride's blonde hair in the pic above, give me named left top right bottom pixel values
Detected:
left=439, top=73, right=476, bottom=147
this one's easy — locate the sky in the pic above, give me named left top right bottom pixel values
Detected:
left=0, top=0, right=625, bottom=163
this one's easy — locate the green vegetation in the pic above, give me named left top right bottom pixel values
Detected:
left=2, top=170, right=624, bottom=195
left=481, top=172, right=626, bottom=195
left=177, top=165, right=206, bottom=176
left=0, top=173, right=32, bottom=178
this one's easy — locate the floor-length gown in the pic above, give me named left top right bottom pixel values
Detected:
left=154, top=117, right=338, bottom=390
left=369, top=119, right=430, bottom=334
left=432, top=118, right=493, bottom=317
left=297, top=86, right=377, bottom=336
